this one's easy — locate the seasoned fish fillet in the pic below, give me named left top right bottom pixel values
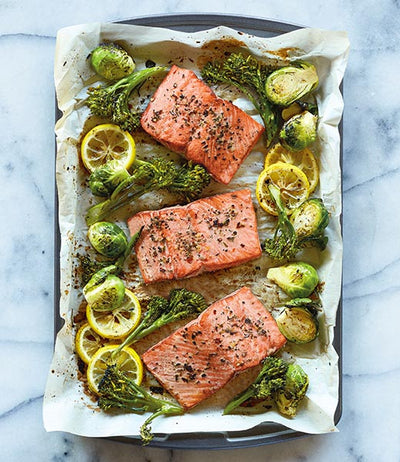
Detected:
left=142, top=287, right=287, bottom=409
left=141, top=65, right=264, bottom=184
left=127, top=189, right=262, bottom=284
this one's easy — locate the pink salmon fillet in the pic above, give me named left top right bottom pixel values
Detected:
left=141, top=65, right=264, bottom=184
left=127, top=189, right=261, bottom=284
left=142, top=287, right=287, bottom=410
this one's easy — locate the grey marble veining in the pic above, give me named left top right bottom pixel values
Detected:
left=1, top=0, right=399, bottom=461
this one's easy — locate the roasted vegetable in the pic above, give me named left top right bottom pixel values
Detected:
left=83, top=271, right=126, bottom=312
left=224, top=357, right=309, bottom=418
left=267, top=261, right=319, bottom=298
left=88, top=160, right=131, bottom=197
left=275, top=364, right=309, bottom=417
left=82, top=227, right=143, bottom=310
left=223, top=357, right=288, bottom=414
left=86, top=159, right=211, bottom=226
left=263, top=185, right=329, bottom=261
left=86, top=66, right=167, bottom=132
left=112, top=288, right=208, bottom=359
left=88, top=221, right=128, bottom=258
left=265, top=62, right=319, bottom=107
left=91, top=43, right=135, bottom=80
left=98, top=364, right=183, bottom=445
left=276, top=305, right=319, bottom=344
left=78, top=254, right=112, bottom=285
left=201, top=52, right=278, bottom=146
left=280, top=111, right=318, bottom=151
left=290, top=198, right=329, bottom=241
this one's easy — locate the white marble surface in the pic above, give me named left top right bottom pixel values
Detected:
left=1, top=1, right=399, bottom=461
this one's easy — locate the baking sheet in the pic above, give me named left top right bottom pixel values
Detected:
left=45, top=17, right=349, bottom=446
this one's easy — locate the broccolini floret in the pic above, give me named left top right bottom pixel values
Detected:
left=201, top=53, right=279, bottom=146
left=98, top=364, right=183, bottom=445
left=112, top=288, right=207, bottom=359
left=224, top=357, right=309, bottom=417
left=86, top=66, right=167, bottom=132
left=86, top=158, right=211, bottom=225
left=223, top=357, right=288, bottom=414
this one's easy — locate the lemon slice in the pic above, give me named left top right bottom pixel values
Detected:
left=75, top=323, right=108, bottom=364
left=265, top=143, right=319, bottom=194
left=87, top=344, right=143, bottom=394
left=86, top=289, right=141, bottom=340
left=256, top=162, right=310, bottom=216
left=81, top=123, right=136, bottom=172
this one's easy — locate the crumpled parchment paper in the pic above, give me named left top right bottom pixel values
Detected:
left=43, top=22, right=349, bottom=439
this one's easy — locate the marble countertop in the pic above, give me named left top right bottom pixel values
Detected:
left=1, top=1, right=399, bottom=461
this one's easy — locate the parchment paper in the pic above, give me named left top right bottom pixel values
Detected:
left=44, top=22, right=349, bottom=439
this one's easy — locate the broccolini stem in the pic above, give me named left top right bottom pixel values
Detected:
left=114, top=226, right=143, bottom=269
left=86, top=182, right=151, bottom=225
left=223, top=387, right=256, bottom=415
left=140, top=403, right=183, bottom=445
left=111, top=322, right=147, bottom=360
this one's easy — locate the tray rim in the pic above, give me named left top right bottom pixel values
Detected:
left=53, top=12, right=343, bottom=450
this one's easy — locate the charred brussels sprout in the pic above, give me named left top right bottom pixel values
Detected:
left=275, top=364, right=309, bottom=417
left=290, top=198, right=329, bottom=247
left=88, top=160, right=130, bottom=197
left=279, top=111, right=317, bottom=151
left=88, top=222, right=128, bottom=258
left=91, top=43, right=135, bottom=80
left=83, top=273, right=125, bottom=312
left=267, top=262, right=319, bottom=298
left=265, top=62, right=318, bottom=107
left=276, top=306, right=319, bottom=344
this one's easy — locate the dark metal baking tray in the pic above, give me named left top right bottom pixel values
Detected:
left=54, top=13, right=342, bottom=450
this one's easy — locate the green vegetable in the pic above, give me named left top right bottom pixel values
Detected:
left=83, top=273, right=125, bottom=312
left=267, top=261, right=319, bottom=298
left=201, top=52, right=279, bottom=146
left=290, top=198, right=329, bottom=241
left=280, top=111, right=317, bottom=151
left=98, top=364, right=183, bottom=445
left=276, top=305, right=319, bottom=344
left=88, top=160, right=130, bottom=197
left=86, top=159, right=211, bottom=225
left=265, top=62, right=319, bottom=107
left=91, top=43, right=135, bottom=80
left=78, top=254, right=112, bottom=285
left=263, top=185, right=329, bottom=261
left=86, top=66, right=167, bottom=132
left=112, top=288, right=208, bottom=360
left=82, top=227, right=143, bottom=310
left=275, top=364, right=309, bottom=417
left=88, top=221, right=128, bottom=258
left=223, top=357, right=288, bottom=415
left=224, top=357, right=309, bottom=418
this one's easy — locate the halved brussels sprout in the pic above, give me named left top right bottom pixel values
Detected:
left=276, top=306, right=319, bottom=344
left=279, top=111, right=317, bottom=152
left=290, top=198, right=329, bottom=239
left=88, top=222, right=128, bottom=259
left=275, top=363, right=309, bottom=417
left=265, top=62, right=319, bottom=107
left=83, top=274, right=125, bottom=312
left=267, top=262, right=319, bottom=298
left=91, top=43, right=135, bottom=80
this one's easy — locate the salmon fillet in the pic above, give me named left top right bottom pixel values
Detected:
left=127, top=189, right=261, bottom=284
left=142, top=287, right=287, bottom=410
left=141, top=65, right=264, bottom=184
